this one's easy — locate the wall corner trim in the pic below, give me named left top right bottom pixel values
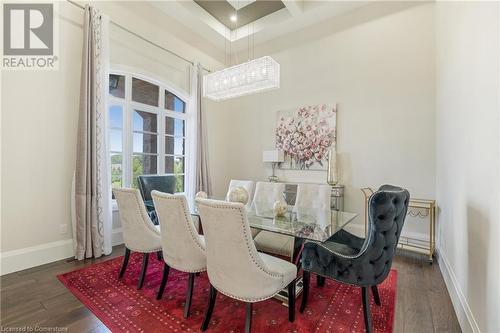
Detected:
left=0, top=239, right=74, bottom=276
left=437, top=248, right=481, bottom=333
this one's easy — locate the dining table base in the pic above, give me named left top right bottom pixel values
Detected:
left=275, top=237, right=305, bottom=306
left=274, top=277, right=304, bottom=306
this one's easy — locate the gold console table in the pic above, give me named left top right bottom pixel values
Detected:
left=361, top=188, right=436, bottom=263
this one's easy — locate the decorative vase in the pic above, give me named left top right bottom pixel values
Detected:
left=195, top=191, right=208, bottom=199
left=228, top=187, right=249, bottom=205
left=273, top=199, right=288, bottom=217
left=327, top=145, right=338, bottom=185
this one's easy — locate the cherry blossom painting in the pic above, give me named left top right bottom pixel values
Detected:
left=275, top=104, right=337, bottom=170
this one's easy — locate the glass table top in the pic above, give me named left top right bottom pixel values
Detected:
left=145, top=198, right=358, bottom=243
left=248, top=202, right=357, bottom=242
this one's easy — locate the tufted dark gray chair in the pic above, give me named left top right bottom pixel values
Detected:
left=300, top=185, right=410, bottom=333
left=137, top=175, right=176, bottom=224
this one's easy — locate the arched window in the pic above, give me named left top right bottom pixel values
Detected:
left=108, top=71, right=190, bottom=194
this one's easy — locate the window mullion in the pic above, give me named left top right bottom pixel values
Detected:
left=158, top=113, right=165, bottom=175
left=159, top=84, right=165, bottom=111
left=132, top=130, right=158, bottom=135
left=184, top=98, right=193, bottom=198
left=164, top=109, right=187, bottom=120
left=158, top=86, right=166, bottom=176
left=108, top=70, right=189, bottom=194
left=124, top=74, right=133, bottom=188
left=130, top=102, right=160, bottom=115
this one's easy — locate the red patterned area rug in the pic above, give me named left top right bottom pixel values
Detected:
left=58, top=253, right=397, bottom=333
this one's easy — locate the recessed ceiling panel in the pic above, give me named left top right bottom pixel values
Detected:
left=194, top=0, right=286, bottom=29
left=227, top=0, right=256, bottom=10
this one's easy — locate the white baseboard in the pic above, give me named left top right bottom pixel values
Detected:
left=348, top=220, right=480, bottom=331
left=0, top=239, right=74, bottom=276
left=437, top=248, right=480, bottom=333
left=0, top=228, right=125, bottom=276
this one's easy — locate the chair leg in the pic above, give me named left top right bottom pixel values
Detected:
left=316, top=275, right=326, bottom=287
left=245, top=302, right=252, bottom=333
left=362, top=287, right=373, bottom=333
left=118, top=248, right=131, bottom=279
left=201, top=284, right=217, bottom=331
left=137, top=253, right=149, bottom=289
left=287, top=279, right=296, bottom=322
left=184, top=273, right=195, bottom=318
left=300, top=270, right=310, bottom=313
left=371, top=285, right=381, bottom=306
left=156, top=263, right=170, bottom=300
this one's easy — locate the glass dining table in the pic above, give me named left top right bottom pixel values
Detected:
left=145, top=198, right=358, bottom=304
left=145, top=199, right=358, bottom=244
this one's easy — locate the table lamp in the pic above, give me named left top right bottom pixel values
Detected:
left=262, top=150, right=284, bottom=182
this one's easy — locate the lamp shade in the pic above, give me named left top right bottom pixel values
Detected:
left=262, top=150, right=285, bottom=163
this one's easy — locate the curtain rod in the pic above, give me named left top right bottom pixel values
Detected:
left=66, top=0, right=211, bottom=72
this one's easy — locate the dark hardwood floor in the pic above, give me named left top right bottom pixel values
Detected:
left=0, top=245, right=461, bottom=332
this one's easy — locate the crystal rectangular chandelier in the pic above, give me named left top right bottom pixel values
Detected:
left=203, top=56, right=280, bottom=101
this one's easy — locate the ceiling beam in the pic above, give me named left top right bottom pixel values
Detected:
left=283, top=0, right=303, bottom=16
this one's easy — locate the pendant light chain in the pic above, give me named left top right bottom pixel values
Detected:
left=202, top=1, right=280, bottom=101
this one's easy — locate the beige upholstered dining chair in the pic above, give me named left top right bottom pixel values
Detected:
left=252, top=181, right=285, bottom=203
left=226, top=179, right=259, bottom=237
left=294, top=183, right=331, bottom=209
left=226, top=179, right=255, bottom=206
left=113, top=188, right=162, bottom=289
left=252, top=182, right=296, bottom=258
left=151, top=191, right=206, bottom=318
left=196, top=198, right=297, bottom=333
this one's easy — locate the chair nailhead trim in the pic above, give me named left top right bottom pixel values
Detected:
left=210, top=277, right=294, bottom=302
left=159, top=195, right=205, bottom=253
left=197, top=199, right=292, bottom=301
left=302, top=187, right=409, bottom=287
left=116, top=188, right=161, bottom=252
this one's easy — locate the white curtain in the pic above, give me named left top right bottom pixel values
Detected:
left=187, top=63, right=212, bottom=199
left=72, top=5, right=111, bottom=260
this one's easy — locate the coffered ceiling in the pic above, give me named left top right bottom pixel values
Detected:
left=153, top=1, right=372, bottom=44
left=194, top=0, right=286, bottom=29
left=150, top=0, right=421, bottom=60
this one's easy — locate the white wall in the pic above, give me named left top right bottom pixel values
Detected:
left=0, top=1, right=222, bottom=274
left=1, top=3, right=83, bottom=257
left=435, top=2, right=500, bottom=332
left=206, top=3, right=436, bottom=236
